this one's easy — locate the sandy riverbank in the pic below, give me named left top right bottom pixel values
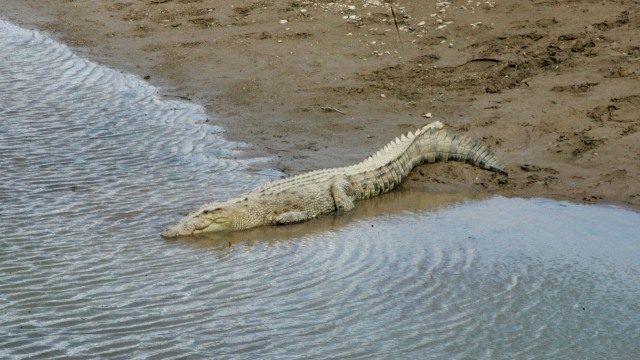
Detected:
left=4, top=0, right=639, bottom=208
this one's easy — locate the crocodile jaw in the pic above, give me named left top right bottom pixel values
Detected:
left=161, top=220, right=231, bottom=238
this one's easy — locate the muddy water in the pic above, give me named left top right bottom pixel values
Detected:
left=1, top=20, right=640, bottom=359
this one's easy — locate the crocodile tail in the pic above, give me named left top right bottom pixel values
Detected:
left=417, top=122, right=507, bottom=175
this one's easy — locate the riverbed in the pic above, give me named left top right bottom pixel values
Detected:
left=1, top=20, right=639, bottom=359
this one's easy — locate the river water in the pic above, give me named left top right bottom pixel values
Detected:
left=1, top=20, right=639, bottom=359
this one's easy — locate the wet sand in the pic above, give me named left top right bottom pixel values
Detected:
left=4, top=0, right=639, bottom=208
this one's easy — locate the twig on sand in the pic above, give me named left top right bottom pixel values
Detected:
left=265, top=146, right=290, bottom=152
left=389, top=4, right=402, bottom=45
left=164, top=94, right=191, bottom=101
left=320, top=106, right=348, bottom=116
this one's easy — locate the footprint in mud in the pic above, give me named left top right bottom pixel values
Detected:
left=588, top=95, right=640, bottom=126
left=518, top=164, right=559, bottom=188
left=546, top=131, right=607, bottom=158
left=551, top=82, right=598, bottom=93
left=603, top=66, right=636, bottom=78
left=520, top=164, right=559, bottom=174
left=599, top=169, right=629, bottom=184
left=557, top=33, right=596, bottom=54
left=592, top=10, right=632, bottom=31
left=188, top=18, right=219, bottom=28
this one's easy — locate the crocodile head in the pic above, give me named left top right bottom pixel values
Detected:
left=161, top=203, right=239, bottom=238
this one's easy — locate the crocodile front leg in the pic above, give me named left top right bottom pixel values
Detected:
left=331, top=177, right=355, bottom=212
left=275, top=211, right=313, bottom=225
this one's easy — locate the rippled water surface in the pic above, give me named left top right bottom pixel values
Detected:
left=1, top=21, right=640, bottom=359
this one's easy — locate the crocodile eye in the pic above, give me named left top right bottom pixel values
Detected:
left=202, top=207, right=223, bottom=215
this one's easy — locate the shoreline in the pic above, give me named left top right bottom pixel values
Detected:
left=4, top=0, right=639, bottom=209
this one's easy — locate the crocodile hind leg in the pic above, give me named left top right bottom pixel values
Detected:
left=331, top=177, right=355, bottom=212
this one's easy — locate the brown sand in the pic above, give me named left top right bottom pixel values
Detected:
left=4, top=0, right=639, bottom=208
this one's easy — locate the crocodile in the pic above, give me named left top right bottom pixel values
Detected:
left=161, top=121, right=506, bottom=237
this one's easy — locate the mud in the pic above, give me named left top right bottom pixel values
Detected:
left=4, top=0, right=639, bottom=208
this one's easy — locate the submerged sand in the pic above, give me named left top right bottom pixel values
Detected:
left=4, top=0, right=639, bottom=208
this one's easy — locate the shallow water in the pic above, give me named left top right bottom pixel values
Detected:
left=1, top=20, right=639, bottom=359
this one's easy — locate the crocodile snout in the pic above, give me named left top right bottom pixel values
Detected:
left=161, top=226, right=179, bottom=238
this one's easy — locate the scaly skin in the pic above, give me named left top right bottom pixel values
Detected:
left=161, top=121, right=506, bottom=237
